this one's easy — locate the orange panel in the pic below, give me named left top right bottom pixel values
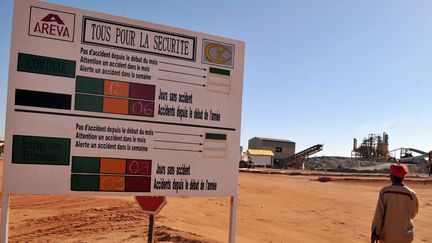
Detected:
left=104, top=80, right=129, bottom=97
left=103, top=97, right=129, bottom=114
left=100, top=158, right=126, bottom=174
left=99, top=175, right=125, bottom=191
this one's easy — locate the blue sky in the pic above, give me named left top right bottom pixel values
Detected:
left=1, top=0, right=432, bottom=156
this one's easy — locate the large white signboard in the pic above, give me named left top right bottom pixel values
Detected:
left=3, top=0, right=244, bottom=197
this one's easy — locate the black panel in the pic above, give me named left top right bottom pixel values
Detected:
left=15, top=89, right=71, bottom=110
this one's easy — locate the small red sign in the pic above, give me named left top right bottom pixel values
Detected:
left=135, top=196, right=166, bottom=215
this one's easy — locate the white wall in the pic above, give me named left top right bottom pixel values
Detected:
left=249, top=155, right=272, bottom=167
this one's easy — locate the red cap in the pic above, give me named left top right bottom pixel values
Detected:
left=390, top=163, right=409, bottom=179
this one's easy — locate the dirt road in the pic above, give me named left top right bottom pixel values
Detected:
left=1, top=159, right=431, bottom=242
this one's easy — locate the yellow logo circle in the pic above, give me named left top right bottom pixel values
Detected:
left=205, top=43, right=232, bottom=65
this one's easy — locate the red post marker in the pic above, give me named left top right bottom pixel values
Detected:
left=135, top=196, right=166, bottom=215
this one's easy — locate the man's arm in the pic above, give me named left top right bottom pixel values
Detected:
left=411, top=191, right=419, bottom=219
left=371, top=228, right=379, bottom=243
left=371, top=191, right=385, bottom=239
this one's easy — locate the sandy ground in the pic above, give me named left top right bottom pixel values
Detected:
left=1, top=158, right=431, bottom=242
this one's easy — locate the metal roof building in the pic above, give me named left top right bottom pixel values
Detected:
left=246, top=149, right=274, bottom=167
left=248, top=137, right=295, bottom=160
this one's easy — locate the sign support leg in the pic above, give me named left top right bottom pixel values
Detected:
left=1, top=193, right=10, bottom=243
left=148, top=214, right=155, bottom=243
left=228, top=195, right=238, bottom=243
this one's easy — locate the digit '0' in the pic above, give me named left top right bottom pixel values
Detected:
left=101, top=176, right=124, bottom=191
left=108, top=81, right=122, bottom=96
left=132, top=102, right=153, bottom=116
left=128, top=160, right=139, bottom=174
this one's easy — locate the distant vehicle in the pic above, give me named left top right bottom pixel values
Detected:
left=239, top=160, right=254, bottom=168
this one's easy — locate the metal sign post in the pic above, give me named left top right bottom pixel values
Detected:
left=1, top=194, right=10, bottom=243
left=228, top=195, right=238, bottom=243
left=148, top=214, right=155, bottom=243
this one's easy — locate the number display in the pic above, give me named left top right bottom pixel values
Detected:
left=104, top=80, right=129, bottom=97
left=75, top=76, right=155, bottom=117
left=100, top=175, right=125, bottom=191
left=126, top=159, right=151, bottom=175
left=129, top=100, right=154, bottom=117
left=71, top=156, right=152, bottom=192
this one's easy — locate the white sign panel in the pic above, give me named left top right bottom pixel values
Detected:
left=3, top=0, right=244, bottom=197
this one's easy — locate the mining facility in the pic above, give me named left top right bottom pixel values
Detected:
left=352, top=132, right=430, bottom=164
left=352, top=132, right=390, bottom=161
left=241, top=132, right=432, bottom=175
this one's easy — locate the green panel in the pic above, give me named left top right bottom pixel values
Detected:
left=72, top=157, right=100, bottom=173
left=205, top=133, right=227, bottom=140
left=12, top=135, right=70, bottom=165
left=75, top=94, right=103, bottom=112
left=76, top=76, right=104, bottom=94
left=71, top=174, right=100, bottom=191
left=209, top=67, right=230, bottom=76
left=17, top=53, right=76, bottom=78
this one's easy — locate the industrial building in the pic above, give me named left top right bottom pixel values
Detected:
left=352, top=132, right=390, bottom=161
left=246, top=149, right=274, bottom=167
left=248, top=137, right=295, bottom=160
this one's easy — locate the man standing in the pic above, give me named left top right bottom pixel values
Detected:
left=371, top=163, right=419, bottom=243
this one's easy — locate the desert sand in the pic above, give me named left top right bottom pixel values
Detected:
left=1, top=158, right=431, bottom=242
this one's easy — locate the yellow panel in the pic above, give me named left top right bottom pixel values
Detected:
left=246, top=149, right=274, bottom=156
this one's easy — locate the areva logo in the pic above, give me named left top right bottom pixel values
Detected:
left=33, top=13, right=70, bottom=38
left=29, top=7, right=75, bottom=42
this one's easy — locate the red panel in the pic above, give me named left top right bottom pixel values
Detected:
left=126, top=159, right=152, bottom=175
left=125, top=176, right=151, bottom=192
left=129, top=83, right=155, bottom=100
left=135, top=196, right=166, bottom=214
